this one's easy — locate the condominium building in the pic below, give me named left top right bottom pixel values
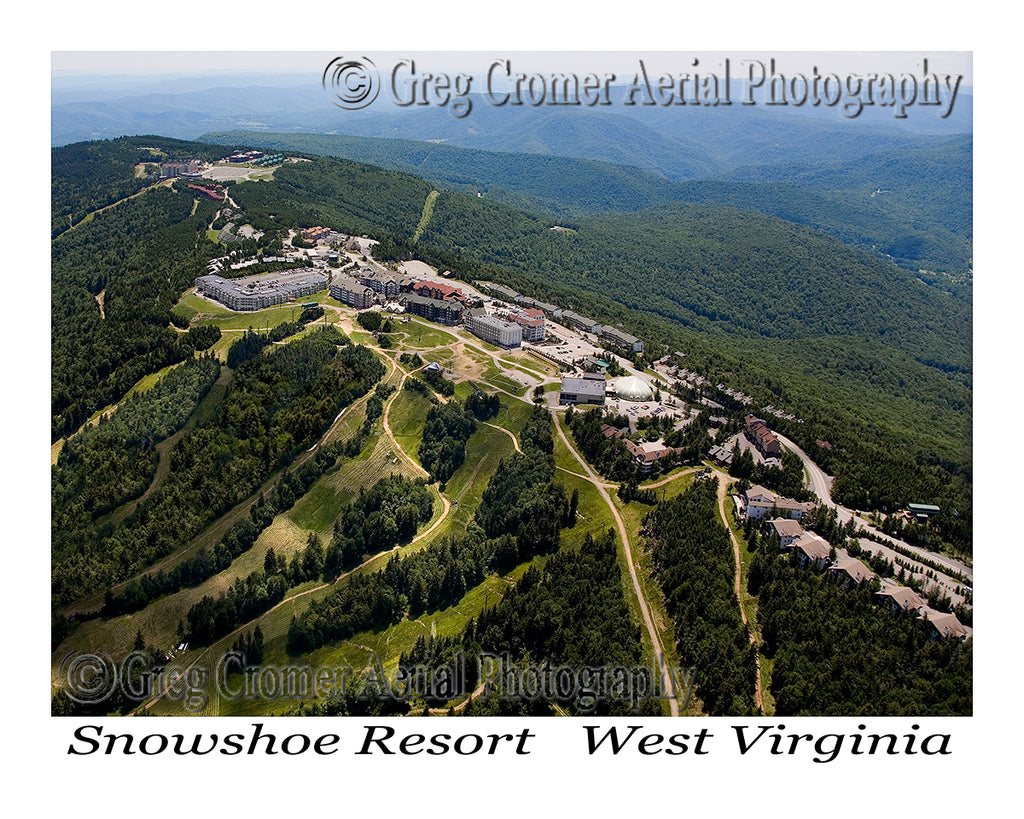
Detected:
left=600, top=325, right=644, bottom=354
left=510, top=307, right=545, bottom=342
left=329, top=274, right=376, bottom=309
left=195, top=269, right=327, bottom=311
left=464, top=309, right=523, bottom=348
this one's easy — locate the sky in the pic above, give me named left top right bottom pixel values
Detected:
left=52, top=50, right=973, bottom=87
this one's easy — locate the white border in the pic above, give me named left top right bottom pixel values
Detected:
left=12, top=1, right=1016, bottom=813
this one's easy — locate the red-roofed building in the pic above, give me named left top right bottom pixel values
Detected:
left=510, top=307, right=545, bottom=341
left=188, top=184, right=225, bottom=201
left=411, top=280, right=464, bottom=302
left=745, top=415, right=783, bottom=458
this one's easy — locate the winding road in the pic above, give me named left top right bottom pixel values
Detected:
left=553, top=413, right=681, bottom=716
left=774, top=431, right=972, bottom=582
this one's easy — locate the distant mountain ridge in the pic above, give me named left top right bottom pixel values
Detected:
left=201, top=129, right=972, bottom=282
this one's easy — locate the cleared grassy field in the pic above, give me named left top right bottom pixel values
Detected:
left=194, top=304, right=300, bottom=332
left=492, top=398, right=534, bottom=437
left=348, top=329, right=376, bottom=347
left=287, top=429, right=423, bottom=537
left=499, top=352, right=557, bottom=378
left=388, top=389, right=433, bottom=468
left=398, top=319, right=456, bottom=349
left=483, top=372, right=529, bottom=397
left=174, top=290, right=234, bottom=319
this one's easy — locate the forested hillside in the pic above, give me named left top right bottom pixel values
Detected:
left=51, top=136, right=228, bottom=238
left=725, top=134, right=973, bottom=287
left=204, top=130, right=972, bottom=279
left=750, top=541, right=972, bottom=715
left=227, top=154, right=971, bottom=477
left=51, top=184, right=219, bottom=440
left=52, top=136, right=972, bottom=530
left=52, top=328, right=383, bottom=605
left=645, top=481, right=757, bottom=715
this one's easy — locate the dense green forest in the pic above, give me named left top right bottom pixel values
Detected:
left=51, top=183, right=220, bottom=441
left=52, top=328, right=383, bottom=605
left=726, top=135, right=973, bottom=238
left=205, top=129, right=971, bottom=279
left=749, top=542, right=971, bottom=715
left=295, top=527, right=647, bottom=716
left=418, top=196, right=970, bottom=373
left=228, top=151, right=970, bottom=374
left=418, top=403, right=478, bottom=484
left=422, top=529, right=650, bottom=716
left=645, top=481, right=757, bottom=715
left=566, top=407, right=635, bottom=481
left=52, top=355, right=221, bottom=562
left=330, top=474, right=435, bottom=569
left=475, top=405, right=568, bottom=558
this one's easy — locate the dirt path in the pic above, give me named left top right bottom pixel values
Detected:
left=57, top=179, right=172, bottom=237
left=556, top=464, right=617, bottom=486
left=138, top=457, right=454, bottom=715
left=428, top=681, right=487, bottom=715
left=553, top=412, right=679, bottom=716
left=61, top=369, right=375, bottom=618
left=713, top=469, right=764, bottom=714
left=555, top=463, right=698, bottom=491
left=482, top=421, right=522, bottom=453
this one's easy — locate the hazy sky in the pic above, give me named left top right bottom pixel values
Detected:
left=52, top=51, right=973, bottom=86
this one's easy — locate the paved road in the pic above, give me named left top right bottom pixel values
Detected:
left=774, top=431, right=972, bottom=583
left=773, top=432, right=834, bottom=506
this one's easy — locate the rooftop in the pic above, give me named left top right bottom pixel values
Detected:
left=560, top=376, right=606, bottom=398
left=876, top=582, right=926, bottom=612
left=789, top=532, right=831, bottom=562
left=770, top=518, right=804, bottom=538
left=922, top=608, right=968, bottom=638
left=831, top=556, right=877, bottom=584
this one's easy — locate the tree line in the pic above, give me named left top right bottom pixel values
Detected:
left=645, top=479, right=758, bottom=715
left=53, top=329, right=383, bottom=606
left=750, top=538, right=971, bottom=715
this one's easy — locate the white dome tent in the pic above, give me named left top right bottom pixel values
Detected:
left=613, top=375, right=655, bottom=402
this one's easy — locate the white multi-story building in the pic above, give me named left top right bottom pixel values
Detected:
left=464, top=310, right=523, bottom=348
left=195, top=269, right=327, bottom=311
left=329, top=274, right=376, bottom=309
left=510, top=307, right=546, bottom=342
